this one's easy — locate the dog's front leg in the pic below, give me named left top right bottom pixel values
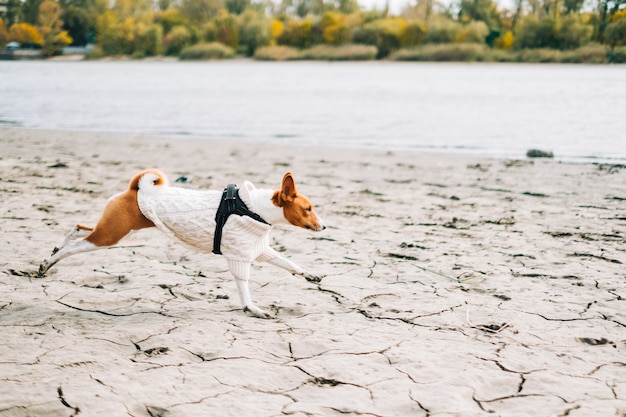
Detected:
left=258, top=249, right=324, bottom=283
left=228, top=260, right=273, bottom=319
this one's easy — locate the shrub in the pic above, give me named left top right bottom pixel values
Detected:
left=392, top=43, right=489, bottom=61
left=277, top=18, right=313, bottom=48
left=604, top=19, right=626, bottom=47
left=515, top=16, right=559, bottom=49
left=298, top=44, right=377, bottom=60
left=424, top=17, right=462, bottom=43
left=179, top=42, right=235, bottom=59
left=84, top=44, right=106, bottom=59
left=516, top=48, right=562, bottom=62
left=488, top=48, right=518, bottom=62
left=455, top=20, right=489, bottom=43
left=352, top=18, right=406, bottom=57
left=400, top=21, right=427, bottom=47
left=560, top=43, right=608, bottom=63
left=214, top=10, right=239, bottom=49
left=608, top=45, right=626, bottom=62
left=163, top=25, right=192, bottom=56
left=494, top=30, right=514, bottom=49
left=134, top=22, right=163, bottom=57
left=557, top=14, right=593, bottom=49
left=253, top=45, right=300, bottom=60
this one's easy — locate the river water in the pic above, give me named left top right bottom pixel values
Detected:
left=0, top=60, right=624, bottom=162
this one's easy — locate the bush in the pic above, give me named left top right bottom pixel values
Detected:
left=84, top=44, right=105, bottom=59
left=392, top=43, right=489, bottom=61
left=455, top=20, right=489, bottom=43
left=608, top=45, right=626, bottom=62
left=179, top=42, right=235, bottom=59
left=400, top=21, right=427, bottom=47
left=557, top=14, right=593, bottom=49
left=560, top=43, right=608, bottom=63
left=277, top=18, right=313, bottom=48
left=494, top=30, right=514, bottom=49
left=352, top=18, right=406, bottom=57
left=254, top=45, right=300, bottom=60
left=133, top=23, right=163, bottom=57
left=515, top=16, right=559, bottom=49
left=299, top=44, right=377, bottom=60
left=424, top=17, right=462, bottom=43
left=164, top=25, right=192, bottom=56
left=516, top=48, right=563, bottom=62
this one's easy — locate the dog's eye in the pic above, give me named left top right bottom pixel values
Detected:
left=306, top=206, right=312, bottom=212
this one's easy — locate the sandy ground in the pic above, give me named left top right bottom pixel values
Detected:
left=1, top=127, right=625, bottom=417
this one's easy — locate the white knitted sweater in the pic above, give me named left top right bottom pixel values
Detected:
left=137, top=177, right=273, bottom=266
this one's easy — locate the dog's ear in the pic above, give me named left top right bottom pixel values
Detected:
left=281, top=172, right=297, bottom=198
left=272, top=172, right=297, bottom=207
left=243, top=180, right=256, bottom=194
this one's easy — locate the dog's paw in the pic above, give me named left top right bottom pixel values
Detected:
left=38, top=263, right=49, bottom=277
left=243, top=305, right=275, bottom=319
left=300, top=271, right=324, bottom=283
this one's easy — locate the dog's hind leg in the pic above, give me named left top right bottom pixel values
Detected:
left=39, top=238, right=99, bottom=276
left=50, top=224, right=93, bottom=256
left=229, top=260, right=273, bottom=319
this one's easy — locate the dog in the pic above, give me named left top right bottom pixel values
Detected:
left=39, top=169, right=326, bottom=318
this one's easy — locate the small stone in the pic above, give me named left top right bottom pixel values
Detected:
left=526, top=149, right=554, bottom=158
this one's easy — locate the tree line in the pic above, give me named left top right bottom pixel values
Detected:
left=0, top=0, right=625, bottom=58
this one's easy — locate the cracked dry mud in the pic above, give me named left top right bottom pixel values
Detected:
left=1, top=128, right=625, bottom=417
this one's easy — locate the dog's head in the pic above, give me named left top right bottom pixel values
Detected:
left=272, top=172, right=325, bottom=232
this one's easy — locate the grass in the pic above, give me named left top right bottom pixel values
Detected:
left=392, top=43, right=490, bottom=62
left=179, top=42, right=235, bottom=60
left=254, top=44, right=378, bottom=61
left=391, top=42, right=621, bottom=63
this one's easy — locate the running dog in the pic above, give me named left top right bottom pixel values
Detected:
left=39, top=169, right=326, bottom=318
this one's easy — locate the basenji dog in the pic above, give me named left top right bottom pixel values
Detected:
left=39, top=170, right=326, bottom=318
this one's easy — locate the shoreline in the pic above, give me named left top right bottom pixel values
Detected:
left=4, top=125, right=626, bottom=165
left=1, top=127, right=625, bottom=416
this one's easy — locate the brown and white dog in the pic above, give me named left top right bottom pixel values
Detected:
left=39, top=170, right=326, bottom=318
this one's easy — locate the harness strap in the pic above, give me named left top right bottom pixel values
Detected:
left=213, top=184, right=269, bottom=255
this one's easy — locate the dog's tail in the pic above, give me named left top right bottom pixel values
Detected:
left=130, top=169, right=169, bottom=192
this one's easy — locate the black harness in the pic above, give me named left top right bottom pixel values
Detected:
left=213, top=184, right=269, bottom=255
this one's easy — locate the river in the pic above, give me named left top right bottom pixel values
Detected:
left=0, top=60, right=624, bottom=162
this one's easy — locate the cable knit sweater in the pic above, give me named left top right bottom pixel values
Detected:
left=137, top=177, right=272, bottom=266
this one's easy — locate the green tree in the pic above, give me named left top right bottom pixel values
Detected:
left=180, top=0, right=223, bottom=26
left=604, top=18, right=626, bottom=46
left=214, top=9, right=239, bottom=48
left=163, top=24, right=192, bottom=55
left=2, top=0, right=23, bottom=26
left=21, top=0, right=45, bottom=24
left=62, top=5, right=92, bottom=45
left=238, top=9, right=271, bottom=54
left=154, top=8, right=186, bottom=35
left=225, top=0, right=250, bottom=14
left=459, top=0, right=500, bottom=30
